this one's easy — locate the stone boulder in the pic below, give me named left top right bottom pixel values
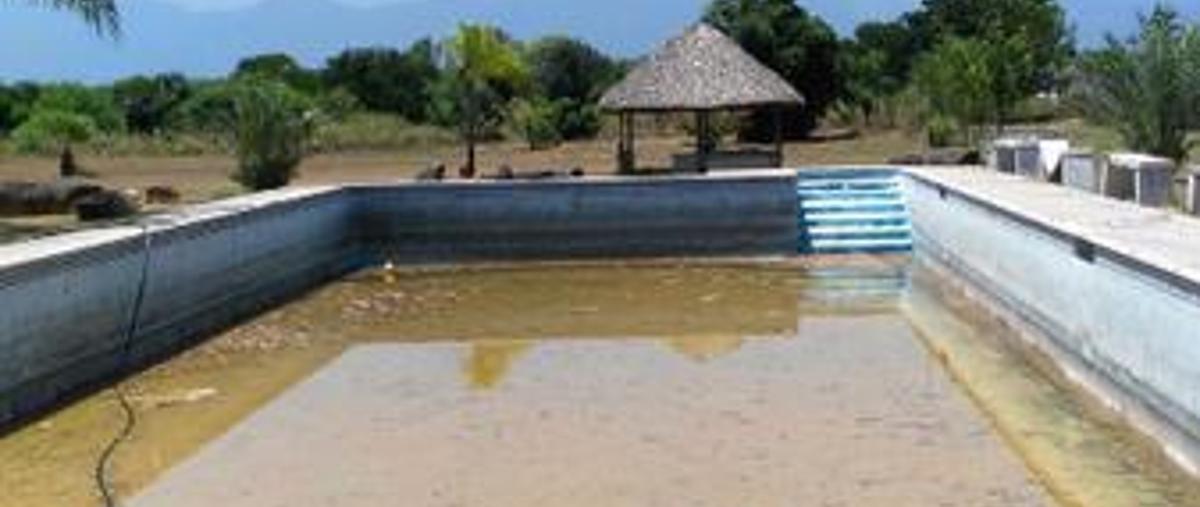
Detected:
left=0, top=179, right=106, bottom=216
left=74, top=190, right=138, bottom=221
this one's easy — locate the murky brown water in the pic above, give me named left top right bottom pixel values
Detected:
left=0, top=258, right=1198, bottom=506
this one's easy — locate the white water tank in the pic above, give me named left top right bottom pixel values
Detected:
left=1105, top=153, right=1175, bottom=207
left=1061, top=150, right=1102, bottom=193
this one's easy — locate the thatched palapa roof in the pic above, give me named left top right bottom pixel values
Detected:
left=599, top=23, right=804, bottom=112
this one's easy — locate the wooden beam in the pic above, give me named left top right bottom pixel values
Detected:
left=626, top=113, right=637, bottom=174
left=773, top=106, right=784, bottom=167
left=616, top=112, right=626, bottom=173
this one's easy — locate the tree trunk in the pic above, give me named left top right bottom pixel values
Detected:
left=465, top=127, right=477, bottom=179
left=59, top=144, right=78, bottom=178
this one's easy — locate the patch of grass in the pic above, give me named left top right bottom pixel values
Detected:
left=310, top=113, right=458, bottom=153
left=88, top=133, right=229, bottom=157
left=1057, top=118, right=1126, bottom=153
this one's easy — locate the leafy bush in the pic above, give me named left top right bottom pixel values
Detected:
left=925, top=115, right=959, bottom=147
left=0, top=82, right=41, bottom=133
left=112, top=73, right=191, bottom=134
left=511, top=98, right=561, bottom=149
left=31, top=84, right=123, bottom=132
left=315, top=87, right=362, bottom=122
left=913, top=36, right=1031, bottom=144
left=323, top=41, right=440, bottom=122
left=10, top=110, right=99, bottom=154
left=169, top=81, right=243, bottom=134
left=555, top=99, right=602, bottom=140
left=231, top=81, right=313, bottom=190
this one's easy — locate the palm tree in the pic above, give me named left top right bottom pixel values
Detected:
left=445, top=24, right=529, bottom=176
left=28, top=0, right=119, bottom=34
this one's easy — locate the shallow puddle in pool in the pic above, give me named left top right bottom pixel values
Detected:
left=1, top=258, right=1198, bottom=506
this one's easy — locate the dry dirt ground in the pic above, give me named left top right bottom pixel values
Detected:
left=0, top=131, right=918, bottom=243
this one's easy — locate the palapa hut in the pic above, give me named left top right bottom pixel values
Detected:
left=599, top=23, right=804, bottom=173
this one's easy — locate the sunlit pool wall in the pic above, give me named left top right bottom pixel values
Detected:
left=0, top=187, right=358, bottom=428
left=351, top=169, right=800, bottom=262
left=901, top=169, right=1200, bottom=473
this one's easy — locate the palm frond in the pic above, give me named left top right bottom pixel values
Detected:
left=26, top=0, right=119, bottom=35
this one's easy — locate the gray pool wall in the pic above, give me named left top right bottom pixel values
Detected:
left=904, top=169, right=1200, bottom=473
left=0, top=187, right=359, bottom=427
left=0, top=170, right=798, bottom=427
left=353, top=170, right=798, bottom=262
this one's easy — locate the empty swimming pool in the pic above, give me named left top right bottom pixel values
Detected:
left=3, top=257, right=1198, bottom=507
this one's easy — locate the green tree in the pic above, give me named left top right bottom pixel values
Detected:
left=31, top=84, right=123, bottom=132
left=168, top=81, right=241, bottom=134
left=323, top=40, right=440, bottom=121
left=838, top=42, right=888, bottom=125
left=10, top=109, right=98, bottom=154
left=703, top=0, right=842, bottom=139
left=231, top=80, right=314, bottom=190
left=912, top=31, right=1036, bottom=139
left=0, top=82, right=41, bottom=133
left=112, top=73, right=191, bottom=134
left=913, top=37, right=1000, bottom=144
left=525, top=36, right=620, bottom=103
left=234, top=53, right=321, bottom=94
left=443, top=24, right=531, bottom=174
left=852, top=21, right=921, bottom=94
left=523, top=36, right=619, bottom=140
left=511, top=97, right=562, bottom=150
left=911, top=0, right=1071, bottom=92
left=1072, top=6, right=1200, bottom=162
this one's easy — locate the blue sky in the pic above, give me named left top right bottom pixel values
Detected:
left=0, top=0, right=1192, bottom=82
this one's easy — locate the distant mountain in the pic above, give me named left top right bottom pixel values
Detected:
left=0, top=0, right=1192, bottom=82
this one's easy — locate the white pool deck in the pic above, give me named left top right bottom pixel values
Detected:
left=903, top=166, right=1200, bottom=291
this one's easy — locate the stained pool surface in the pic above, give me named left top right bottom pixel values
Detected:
left=2, top=258, right=1199, bottom=506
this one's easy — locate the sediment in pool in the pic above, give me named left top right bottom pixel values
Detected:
left=2, top=258, right=1198, bottom=506
left=903, top=262, right=1200, bottom=507
left=2, top=261, right=858, bottom=507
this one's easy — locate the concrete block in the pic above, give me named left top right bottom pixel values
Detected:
left=1106, top=153, right=1174, bottom=207
left=1062, top=151, right=1102, bottom=193
left=991, top=138, right=1042, bottom=178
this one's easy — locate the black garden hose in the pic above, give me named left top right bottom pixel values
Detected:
left=94, top=222, right=154, bottom=507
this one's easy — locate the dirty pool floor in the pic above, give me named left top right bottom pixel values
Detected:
left=2, top=258, right=1198, bottom=506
